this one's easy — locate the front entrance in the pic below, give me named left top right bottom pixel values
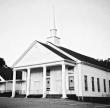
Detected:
left=30, top=68, right=43, bottom=95
left=34, top=81, right=40, bottom=94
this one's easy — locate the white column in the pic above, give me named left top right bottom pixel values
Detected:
left=42, top=66, right=46, bottom=98
left=11, top=69, right=16, bottom=98
left=62, top=63, right=67, bottom=98
left=26, top=68, right=31, bottom=97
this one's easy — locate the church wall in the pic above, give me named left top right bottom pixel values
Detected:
left=48, top=66, right=62, bottom=94
left=81, top=63, right=110, bottom=97
left=14, top=62, right=110, bottom=98
left=0, top=83, right=6, bottom=93
left=47, top=65, right=76, bottom=95
left=30, top=68, right=43, bottom=94
left=20, top=71, right=27, bottom=94
left=4, top=81, right=22, bottom=93
left=74, top=63, right=83, bottom=97
left=20, top=82, right=26, bottom=94
left=66, top=66, right=76, bottom=95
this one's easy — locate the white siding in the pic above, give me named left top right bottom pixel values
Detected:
left=0, top=83, right=6, bottom=93
left=80, top=63, right=110, bottom=97
left=30, top=68, right=43, bottom=94
left=49, top=66, right=62, bottom=94
left=74, top=64, right=83, bottom=97
left=20, top=82, right=26, bottom=94
left=22, top=71, right=27, bottom=80
left=6, top=82, right=12, bottom=92
left=5, top=81, right=22, bottom=93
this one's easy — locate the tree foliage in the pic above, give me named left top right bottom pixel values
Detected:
left=0, top=58, right=13, bottom=80
left=0, top=58, right=6, bottom=68
left=97, top=58, right=110, bottom=69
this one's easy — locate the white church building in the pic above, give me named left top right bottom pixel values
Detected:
left=9, top=27, right=110, bottom=101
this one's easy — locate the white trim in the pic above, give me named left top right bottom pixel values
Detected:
left=65, top=61, right=76, bottom=67
left=42, top=65, right=46, bottom=98
left=11, top=69, right=16, bottom=98
left=14, top=60, right=65, bottom=70
left=47, top=41, right=80, bottom=62
left=12, top=40, right=38, bottom=68
left=14, top=60, right=76, bottom=72
left=26, top=68, right=30, bottom=97
left=61, top=62, right=67, bottom=98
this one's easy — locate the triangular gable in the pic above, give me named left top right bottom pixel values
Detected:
left=14, top=41, right=71, bottom=68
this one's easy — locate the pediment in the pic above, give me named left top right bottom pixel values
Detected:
left=14, top=41, right=64, bottom=67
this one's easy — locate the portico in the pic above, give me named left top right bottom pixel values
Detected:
left=11, top=60, right=75, bottom=98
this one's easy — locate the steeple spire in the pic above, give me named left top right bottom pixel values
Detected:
left=50, top=4, right=57, bottom=37
left=52, top=5, right=56, bottom=29
left=46, top=3, right=60, bottom=46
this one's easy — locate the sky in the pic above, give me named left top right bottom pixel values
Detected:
left=0, top=0, right=110, bottom=66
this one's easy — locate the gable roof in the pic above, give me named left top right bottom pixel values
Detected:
left=12, top=40, right=109, bottom=72
left=38, top=41, right=73, bottom=61
left=58, top=46, right=97, bottom=64
left=13, top=41, right=74, bottom=68
left=47, top=42, right=110, bottom=71
left=57, top=46, right=110, bottom=71
left=47, top=42, right=99, bottom=65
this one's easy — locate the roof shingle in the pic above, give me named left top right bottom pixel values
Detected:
left=58, top=46, right=109, bottom=70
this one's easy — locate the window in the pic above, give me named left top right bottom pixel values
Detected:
left=103, top=79, right=106, bottom=92
left=68, top=66, right=74, bottom=71
left=16, top=70, right=22, bottom=80
left=46, top=69, right=50, bottom=76
left=46, top=78, right=50, bottom=91
left=109, top=80, right=110, bottom=92
left=97, top=78, right=100, bottom=92
left=91, top=77, right=95, bottom=91
left=84, top=75, right=88, bottom=91
left=68, top=66, right=74, bottom=74
left=69, top=76, right=74, bottom=90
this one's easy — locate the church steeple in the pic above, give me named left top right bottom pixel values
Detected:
left=50, top=5, right=57, bottom=37
left=47, top=5, right=60, bottom=46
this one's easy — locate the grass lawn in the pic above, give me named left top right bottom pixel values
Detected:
left=0, top=97, right=109, bottom=108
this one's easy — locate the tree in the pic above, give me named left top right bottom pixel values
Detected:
left=97, top=58, right=110, bottom=69
left=0, top=57, right=13, bottom=80
left=0, top=58, right=6, bottom=68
